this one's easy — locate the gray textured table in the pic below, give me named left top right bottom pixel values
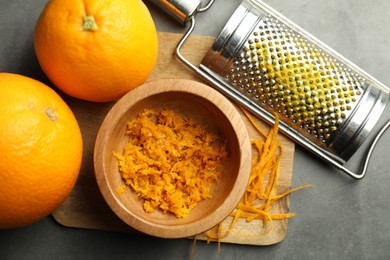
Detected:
left=1, top=0, right=390, bottom=259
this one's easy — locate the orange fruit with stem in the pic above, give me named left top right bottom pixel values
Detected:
left=0, top=73, right=83, bottom=228
left=34, top=0, right=158, bottom=102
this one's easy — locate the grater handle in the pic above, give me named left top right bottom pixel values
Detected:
left=147, top=0, right=215, bottom=25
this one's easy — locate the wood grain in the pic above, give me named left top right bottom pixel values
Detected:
left=52, top=32, right=295, bottom=245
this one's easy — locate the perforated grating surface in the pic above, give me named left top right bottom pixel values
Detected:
left=225, top=16, right=366, bottom=144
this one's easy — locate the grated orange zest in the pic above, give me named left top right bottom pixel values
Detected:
left=204, top=108, right=312, bottom=248
left=114, top=108, right=228, bottom=218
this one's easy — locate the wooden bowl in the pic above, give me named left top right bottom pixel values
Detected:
left=94, top=79, right=252, bottom=238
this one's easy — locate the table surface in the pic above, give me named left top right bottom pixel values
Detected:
left=1, top=0, right=390, bottom=259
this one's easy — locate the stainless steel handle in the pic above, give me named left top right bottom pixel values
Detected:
left=148, top=0, right=201, bottom=25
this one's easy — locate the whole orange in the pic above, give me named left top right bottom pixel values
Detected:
left=0, top=73, right=83, bottom=228
left=34, top=0, right=158, bottom=102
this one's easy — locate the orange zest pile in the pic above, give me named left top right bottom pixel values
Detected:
left=204, top=109, right=312, bottom=249
left=113, top=108, right=228, bottom=218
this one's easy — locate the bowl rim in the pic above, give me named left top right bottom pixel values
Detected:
left=94, top=79, right=252, bottom=238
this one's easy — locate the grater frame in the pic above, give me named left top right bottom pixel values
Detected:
left=150, top=0, right=390, bottom=179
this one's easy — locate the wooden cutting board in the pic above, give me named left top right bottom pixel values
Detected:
left=52, top=32, right=295, bottom=246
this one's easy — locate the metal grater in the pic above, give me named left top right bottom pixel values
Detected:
left=150, top=0, right=390, bottom=179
